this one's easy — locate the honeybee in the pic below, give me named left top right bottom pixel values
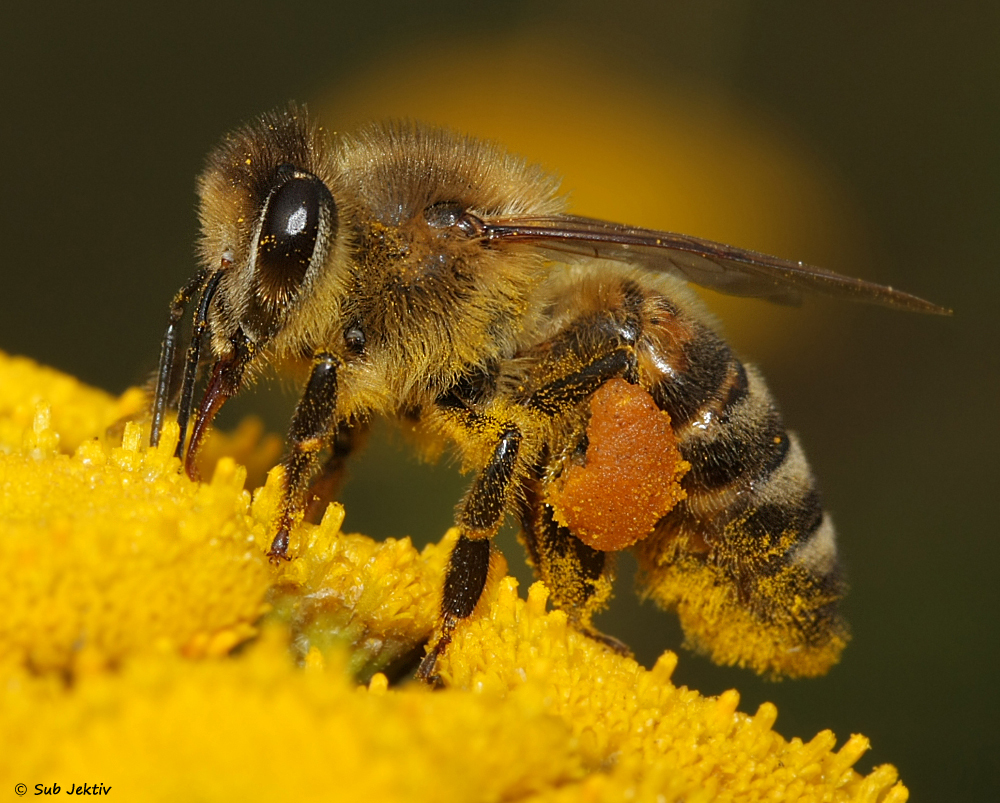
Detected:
left=151, top=105, right=947, bottom=681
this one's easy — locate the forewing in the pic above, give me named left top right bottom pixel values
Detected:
left=482, top=215, right=949, bottom=314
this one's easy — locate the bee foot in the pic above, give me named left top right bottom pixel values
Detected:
left=580, top=626, right=633, bottom=657
left=267, top=528, right=292, bottom=564
left=415, top=635, right=451, bottom=687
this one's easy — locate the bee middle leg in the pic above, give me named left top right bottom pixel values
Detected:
left=416, top=420, right=522, bottom=683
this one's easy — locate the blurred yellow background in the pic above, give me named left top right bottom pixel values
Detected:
left=0, top=3, right=994, bottom=800
left=318, top=34, right=864, bottom=352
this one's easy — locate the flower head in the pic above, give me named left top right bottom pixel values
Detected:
left=0, top=350, right=907, bottom=802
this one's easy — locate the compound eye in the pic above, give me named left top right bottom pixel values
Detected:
left=255, top=171, right=336, bottom=298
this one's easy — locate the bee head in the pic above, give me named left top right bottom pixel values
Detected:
left=197, top=105, right=343, bottom=347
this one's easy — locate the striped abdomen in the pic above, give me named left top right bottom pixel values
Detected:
left=632, top=292, right=848, bottom=677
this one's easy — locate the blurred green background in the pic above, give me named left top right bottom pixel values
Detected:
left=1, top=2, right=996, bottom=799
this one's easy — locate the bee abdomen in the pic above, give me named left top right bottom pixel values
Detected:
left=677, top=363, right=792, bottom=492
left=671, top=363, right=836, bottom=574
left=636, top=314, right=847, bottom=677
left=647, top=316, right=734, bottom=428
left=640, top=315, right=831, bottom=565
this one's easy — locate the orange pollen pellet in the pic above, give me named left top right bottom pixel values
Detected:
left=546, top=379, right=689, bottom=551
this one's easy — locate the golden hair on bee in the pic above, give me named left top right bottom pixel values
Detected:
left=150, top=104, right=948, bottom=682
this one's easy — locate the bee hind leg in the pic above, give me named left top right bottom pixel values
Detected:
left=418, top=296, right=651, bottom=680
left=517, top=485, right=627, bottom=654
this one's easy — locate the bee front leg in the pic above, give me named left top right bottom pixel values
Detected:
left=416, top=424, right=521, bottom=684
left=150, top=271, right=207, bottom=449
left=268, top=352, right=343, bottom=563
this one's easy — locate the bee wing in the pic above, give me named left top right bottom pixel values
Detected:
left=483, top=214, right=950, bottom=314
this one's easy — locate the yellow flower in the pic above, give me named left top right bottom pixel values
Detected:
left=0, top=350, right=907, bottom=802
